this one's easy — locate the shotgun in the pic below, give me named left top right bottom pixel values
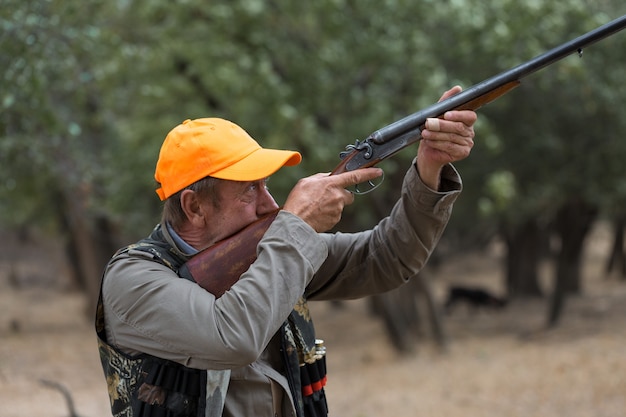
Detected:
left=178, top=15, right=626, bottom=297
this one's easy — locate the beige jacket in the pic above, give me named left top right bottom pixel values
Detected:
left=101, top=161, right=462, bottom=417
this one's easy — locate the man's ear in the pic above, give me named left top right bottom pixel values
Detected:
left=180, top=189, right=207, bottom=227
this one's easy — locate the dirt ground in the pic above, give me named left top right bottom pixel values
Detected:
left=1, top=224, right=625, bottom=417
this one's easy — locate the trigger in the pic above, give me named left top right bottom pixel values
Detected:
left=350, top=171, right=385, bottom=195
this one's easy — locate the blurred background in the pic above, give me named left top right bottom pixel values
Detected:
left=1, top=1, right=625, bottom=416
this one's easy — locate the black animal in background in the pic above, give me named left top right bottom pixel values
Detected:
left=444, top=286, right=507, bottom=314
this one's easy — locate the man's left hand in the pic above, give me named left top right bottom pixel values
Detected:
left=417, top=86, right=477, bottom=190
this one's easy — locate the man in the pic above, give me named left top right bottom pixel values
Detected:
left=96, top=86, right=476, bottom=417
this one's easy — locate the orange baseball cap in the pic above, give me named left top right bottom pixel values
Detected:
left=155, top=118, right=302, bottom=200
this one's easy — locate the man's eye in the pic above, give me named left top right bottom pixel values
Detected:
left=243, top=179, right=269, bottom=195
left=253, top=179, right=269, bottom=191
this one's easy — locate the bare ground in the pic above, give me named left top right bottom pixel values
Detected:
left=1, top=224, right=625, bottom=417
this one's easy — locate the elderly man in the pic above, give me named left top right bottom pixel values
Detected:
left=96, top=86, right=476, bottom=417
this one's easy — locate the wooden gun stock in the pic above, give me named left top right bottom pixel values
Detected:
left=178, top=210, right=279, bottom=297
left=181, top=16, right=626, bottom=297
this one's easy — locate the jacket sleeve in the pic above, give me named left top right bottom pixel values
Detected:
left=102, top=211, right=327, bottom=370
left=304, top=160, right=462, bottom=300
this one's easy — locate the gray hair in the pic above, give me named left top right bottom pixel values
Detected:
left=161, top=176, right=223, bottom=229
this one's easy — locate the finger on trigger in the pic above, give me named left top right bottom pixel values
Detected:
left=425, top=117, right=441, bottom=132
left=334, top=167, right=382, bottom=188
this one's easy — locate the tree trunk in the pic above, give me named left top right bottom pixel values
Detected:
left=53, top=186, right=118, bottom=317
left=368, top=269, right=447, bottom=354
left=503, top=218, right=544, bottom=299
left=370, top=278, right=421, bottom=354
left=547, top=198, right=598, bottom=327
left=605, top=215, right=626, bottom=280
left=413, top=271, right=448, bottom=351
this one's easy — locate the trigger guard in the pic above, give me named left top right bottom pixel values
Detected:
left=349, top=170, right=385, bottom=195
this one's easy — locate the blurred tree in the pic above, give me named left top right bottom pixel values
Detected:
left=430, top=2, right=626, bottom=291
left=0, top=0, right=130, bottom=313
left=429, top=1, right=626, bottom=326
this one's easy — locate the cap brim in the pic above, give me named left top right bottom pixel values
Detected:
left=210, top=148, right=302, bottom=181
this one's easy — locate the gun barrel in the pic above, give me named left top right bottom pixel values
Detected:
left=371, top=14, right=626, bottom=143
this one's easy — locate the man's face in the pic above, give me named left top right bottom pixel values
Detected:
left=204, top=178, right=279, bottom=244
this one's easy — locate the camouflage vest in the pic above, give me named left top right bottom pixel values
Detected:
left=96, top=224, right=328, bottom=417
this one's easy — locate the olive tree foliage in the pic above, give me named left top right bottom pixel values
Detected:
left=429, top=0, right=626, bottom=240
left=0, top=0, right=138, bottom=310
left=1, top=0, right=118, bottom=227
left=432, top=0, right=626, bottom=306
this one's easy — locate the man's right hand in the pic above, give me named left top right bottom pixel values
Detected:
left=282, top=168, right=383, bottom=232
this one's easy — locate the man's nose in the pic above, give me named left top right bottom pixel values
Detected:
left=257, top=186, right=279, bottom=215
